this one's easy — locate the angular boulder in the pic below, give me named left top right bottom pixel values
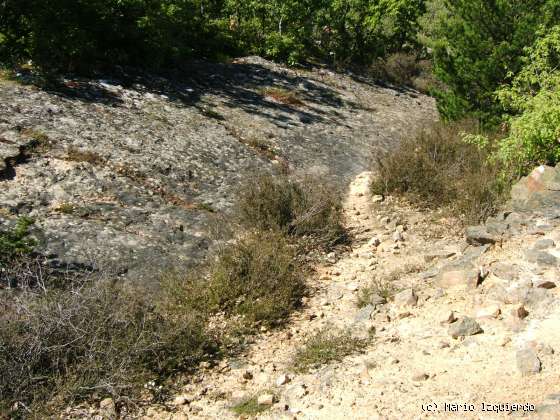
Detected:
left=448, top=317, right=483, bottom=339
left=436, top=263, right=480, bottom=289
left=510, top=165, right=560, bottom=212
left=465, top=225, right=497, bottom=246
left=516, top=348, right=541, bottom=376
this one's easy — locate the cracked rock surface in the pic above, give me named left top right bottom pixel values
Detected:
left=0, top=57, right=436, bottom=281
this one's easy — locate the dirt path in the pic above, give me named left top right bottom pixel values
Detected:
left=143, top=171, right=560, bottom=420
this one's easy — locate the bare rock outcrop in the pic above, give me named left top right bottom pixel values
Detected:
left=0, top=58, right=436, bottom=281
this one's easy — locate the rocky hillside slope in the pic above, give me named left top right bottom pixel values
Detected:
left=70, top=165, right=560, bottom=420
left=0, top=57, right=436, bottom=281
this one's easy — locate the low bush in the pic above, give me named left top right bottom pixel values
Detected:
left=370, top=120, right=507, bottom=224
left=0, top=229, right=305, bottom=416
left=370, top=53, right=416, bottom=85
left=172, top=230, right=305, bottom=328
left=236, top=174, right=346, bottom=248
left=0, top=278, right=215, bottom=417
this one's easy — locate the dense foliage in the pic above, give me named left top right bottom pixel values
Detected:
left=422, top=0, right=560, bottom=122
left=418, top=0, right=560, bottom=176
left=0, top=0, right=235, bottom=72
left=464, top=25, right=560, bottom=175
left=0, top=0, right=426, bottom=71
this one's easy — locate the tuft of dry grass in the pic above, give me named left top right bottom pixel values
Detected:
left=54, top=202, right=76, bottom=214
left=292, top=329, right=369, bottom=373
left=20, top=128, right=54, bottom=155
left=231, top=392, right=275, bottom=416
left=259, top=87, right=304, bottom=106
left=357, top=277, right=394, bottom=308
left=66, top=146, right=106, bottom=165
left=246, top=137, right=278, bottom=160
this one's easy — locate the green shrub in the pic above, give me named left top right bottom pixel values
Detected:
left=495, top=91, right=560, bottom=176
left=0, top=0, right=235, bottom=72
left=236, top=174, right=346, bottom=248
left=161, top=230, right=305, bottom=330
left=494, top=26, right=560, bottom=175
left=292, top=329, right=368, bottom=373
left=371, top=120, right=507, bottom=223
left=458, top=25, right=560, bottom=177
left=0, top=217, right=35, bottom=257
left=0, top=217, right=37, bottom=287
left=422, top=0, right=560, bottom=122
left=1, top=0, right=428, bottom=72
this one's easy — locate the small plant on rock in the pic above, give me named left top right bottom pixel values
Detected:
left=66, top=146, right=105, bottom=165
left=54, top=202, right=76, bottom=214
left=0, top=216, right=35, bottom=258
left=357, top=277, right=395, bottom=308
left=259, top=87, right=304, bottom=107
left=231, top=393, right=274, bottom=416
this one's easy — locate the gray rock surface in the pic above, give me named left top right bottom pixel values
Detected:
left=525, top=250, right=558, bottom=266
left=436, top=262, right=479, bottom=289
left=510, top=165, right=560, bottom=208
left=534, top=239, right=555, bottom=250
left=0, top=57, right=437, bottom=281
left=354, top=304, right=376, bottom=322
left=393, top=288, right=418, bottom=307
left=448, top=317, right=483, bottom=339
left=465, top=225, right=497, bottom=246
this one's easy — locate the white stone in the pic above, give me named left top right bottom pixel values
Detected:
left=257, top=394, right=275, bottom=406
left=476, top=305, right=501, bottom=319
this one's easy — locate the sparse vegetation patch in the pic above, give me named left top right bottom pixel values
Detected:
left=231, top=394, right=274, bottom=416
left=292, top=329, right=369, bottom=373
left=66, top=146, right=106, bottom=165
left=0, top=278, right=215, bottom=416
left=357, top=278, right=395, bottom=308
